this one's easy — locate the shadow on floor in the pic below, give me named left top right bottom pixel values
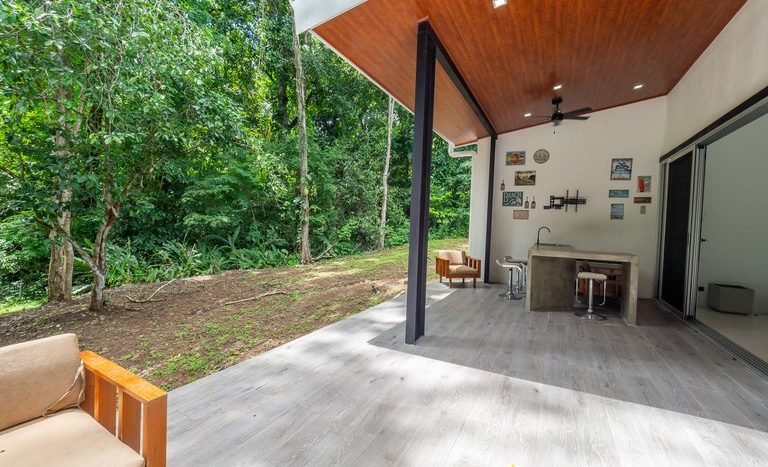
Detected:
left=369, top=285, right=768, bottom=432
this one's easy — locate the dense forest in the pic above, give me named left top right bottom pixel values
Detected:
left=0, top=0, right=472, bottom=310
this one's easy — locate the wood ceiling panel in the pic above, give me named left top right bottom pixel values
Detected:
left=434, top=64, right=490, bottom=145
left=314, top=0, right=746, bottom=142
left=314, top=1, right=489, bottom=144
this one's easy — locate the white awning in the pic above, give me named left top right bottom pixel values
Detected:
left=290, top=0, right=368, bottom=33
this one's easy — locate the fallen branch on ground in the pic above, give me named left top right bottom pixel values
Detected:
left=224, top=291, right=289, bottom=306
left=311, top=243, right=336, bottom=262
left=127, top=279, right=177, bottom=303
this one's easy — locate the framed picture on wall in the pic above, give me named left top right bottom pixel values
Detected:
left=513, top=210, right=529, bottom=220
left=637, top=176, right=652, bottom=192
left=505, top=151, right=526, bottom=165
left=610, top=203, right=625, bottom=220
left=609, top=189, right=630, bottom=198
left=634, top=196, right=652, bottom=204
left=514, top=170, right=536, bottom=186
left=610, top=158, right=633, bottom=180
left=502, top=191, right=524, bottom=207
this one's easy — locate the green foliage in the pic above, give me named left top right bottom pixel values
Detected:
left=0, top=213, right=48, bottom=299
left=105, top=238, right=295, bottom=288
left=0, top=0, right=472, bottom=303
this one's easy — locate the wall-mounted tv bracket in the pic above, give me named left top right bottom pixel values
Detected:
left=543, top=190, right=587, bottom=212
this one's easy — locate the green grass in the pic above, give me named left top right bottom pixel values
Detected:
left=0, top=298, right=45, bottom=316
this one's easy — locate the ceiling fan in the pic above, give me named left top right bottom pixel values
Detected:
left=533, top=97, right=592, bottom=126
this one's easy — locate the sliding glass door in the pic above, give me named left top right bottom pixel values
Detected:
left=694, top=112, right=768, bottom=365
left=658, top=99, right=768, bottom=372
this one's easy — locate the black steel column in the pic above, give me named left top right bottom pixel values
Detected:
left=405, top=22, right=436, bottom=344
left=483, top=135, right=497, bottom=283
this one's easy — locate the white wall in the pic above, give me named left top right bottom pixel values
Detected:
left=484, top=97, right=668, bottom=298
left=468, top=137, right=491, bottom=279
left=664, top=0, right=768, bottom=152
left=698, top=113, right=768, bottom=314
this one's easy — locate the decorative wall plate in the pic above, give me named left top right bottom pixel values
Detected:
left=533, top=148, right=550, bottom=164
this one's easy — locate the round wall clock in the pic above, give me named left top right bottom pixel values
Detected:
left=533, top=149, right=550, bottom=164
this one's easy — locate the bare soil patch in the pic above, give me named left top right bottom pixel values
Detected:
left=0, top=239, right=467, bottom=390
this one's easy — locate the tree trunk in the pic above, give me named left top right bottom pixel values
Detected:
left=89, top=268, right=106, bottom=312
left=48, top=227, right=73, bottom=301
left=87, top=211, right=116, bottom=312
left=379, top=97, right=395, bottom=250
left=48, top=187, right=73, bottom=302
left=292, top=12, right=311, bottom=264
left=89, top=234, right=106, bottom=311
left=47, top=83, right=76, bottom=302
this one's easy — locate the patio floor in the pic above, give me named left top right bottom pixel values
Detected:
left=167, top=283, right=768, bottom=466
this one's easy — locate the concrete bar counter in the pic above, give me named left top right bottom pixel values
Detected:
left=525, top=244, right=640, bottom=325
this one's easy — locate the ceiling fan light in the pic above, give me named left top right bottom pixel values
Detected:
left=492, top=0, right=508, bottom=8
left=553, top=84, right=563, bottom=91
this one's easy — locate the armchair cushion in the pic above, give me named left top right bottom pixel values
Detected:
left=449, top=265, right=478, bottom=274
left=0, top=409, right=144, bottom=467
left=0, top=334, right=84, bottom=431
left=436, top=250, right=466, bottom=265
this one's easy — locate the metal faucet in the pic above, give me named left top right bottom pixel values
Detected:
left=536, top=226, right=551, bottom=247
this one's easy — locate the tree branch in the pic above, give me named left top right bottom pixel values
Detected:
left=0, top=166, right=21, bottom=180
left=126, top=279, right=177, bottom=303
left=36, top=218, right=96, bottom=271
left=224, top=291, right=288, bottom=306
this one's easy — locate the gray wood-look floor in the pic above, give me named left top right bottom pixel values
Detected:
left=167, top=283, right=768, bottom=466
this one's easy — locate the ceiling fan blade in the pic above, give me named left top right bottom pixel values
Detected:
left=563, top=115, right=590, bottom=120
left=564, top=107, right=592, bottom=116
left=530, top=115, right=552, bottom=119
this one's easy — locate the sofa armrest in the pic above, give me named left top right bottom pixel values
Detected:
left=80, top=351, right=167, bottom=467
left=466, top=255, right=482, bottom=271
left=435, top=257, right=450, bottom=277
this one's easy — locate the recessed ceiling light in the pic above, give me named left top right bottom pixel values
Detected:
left=633, top=83, right=644, bottom=90
left=553, top=84, right=563, bottom=91
left=524, top=112, right=532, bottom=118
left=492, top=0, right=508, bottom=8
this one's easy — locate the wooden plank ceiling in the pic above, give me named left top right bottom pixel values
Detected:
left=313, top=0, right=746, bottom=145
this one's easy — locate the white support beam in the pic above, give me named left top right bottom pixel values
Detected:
left=290, top=0, right=368, bottom=33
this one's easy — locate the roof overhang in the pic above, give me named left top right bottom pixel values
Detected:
left=292, top=0, right=747, bottom=145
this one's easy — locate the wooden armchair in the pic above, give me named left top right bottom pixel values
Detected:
left=0, top=334, right=167, bottom=467
left=80, top=351, right=167, bottom=467
left=435, top=249, right=482, bottom=288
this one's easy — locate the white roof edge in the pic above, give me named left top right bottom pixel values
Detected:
left=290, top=0, right=369, bottom=33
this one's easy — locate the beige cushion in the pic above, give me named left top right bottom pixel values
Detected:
left=437, top=250, right=466, bottom=265
left=0, top=334, right=84, bottom=431
left=0, top=409, right=144, bottom=467
left=578, top=272, right=608, bottom=281
left=449, top=264, right=478, bottom=275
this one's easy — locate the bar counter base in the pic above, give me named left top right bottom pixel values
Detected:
left=525, top=245, right=639, bottom=326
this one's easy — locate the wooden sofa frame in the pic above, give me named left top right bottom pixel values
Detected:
left=79, top=351, right=167, bottom=467
left=436, top=254, right=482, bottom=288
